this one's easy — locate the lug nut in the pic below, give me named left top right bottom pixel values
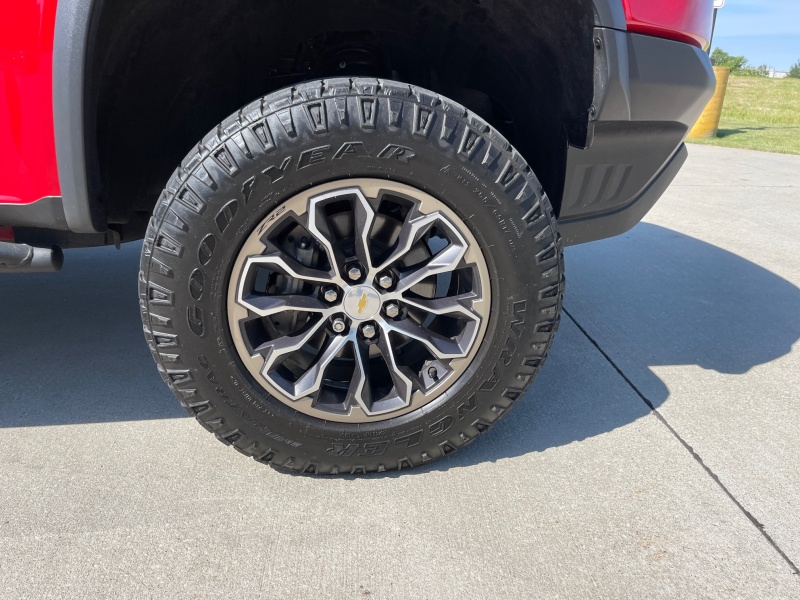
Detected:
left=347, top=264, right=362, bottom=281
left=384, top=302, right=400, bottom=318
left=361, top=322, right=377, bottom=339
left=378, top=273, right=393, bottom=289
left=331, top=317, right=346, bottom=333
left=323, top=286, right=338, bottom=303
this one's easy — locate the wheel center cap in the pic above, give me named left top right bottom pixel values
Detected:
left=343, top=285, right=381, bottom=321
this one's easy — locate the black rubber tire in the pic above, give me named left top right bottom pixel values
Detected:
left=139, top=78, right=564, bottom=475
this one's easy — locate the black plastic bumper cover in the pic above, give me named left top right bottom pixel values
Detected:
left=558, top=30, right=715, bottom=246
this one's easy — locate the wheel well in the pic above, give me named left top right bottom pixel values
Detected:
left=88, top=0, right=595, bottom=237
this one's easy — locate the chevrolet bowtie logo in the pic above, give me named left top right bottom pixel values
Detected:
left=357, top=292, right=368, bottom=315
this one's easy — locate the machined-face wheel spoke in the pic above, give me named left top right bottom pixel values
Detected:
left=394, top=241, right=468, bottom=294
left=376, top=333, right=414, bottom=408
left=228, top=180, right=490, bottom=423
left=305, top=187, right=378, bottom=281
left=351, top=189, right=378, bottom=274
left=306, top=194, right=347, bottom=282
left=374, top=210, right=439, bottom=274
left=238, top=293, right=332, bottom=318
left=382, top=317, right=468, bottom=360
left=345, top=337, right=373, bottom=414
left=375, top=209, right=468, bottom=287
left=254, top=317, right=328, bottom=367
left=241, top=253, right=338, bottom=287
left=291, top=334, right=350, bottom=400
left=399, top=293, right=481, bottom=323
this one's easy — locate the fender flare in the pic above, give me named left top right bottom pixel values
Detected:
left=53, top=0, right=103, bottom=233
left=592, top=0, right=626, bottom=28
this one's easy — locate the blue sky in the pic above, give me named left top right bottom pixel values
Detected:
left=712, top=1, right=800, bottom=71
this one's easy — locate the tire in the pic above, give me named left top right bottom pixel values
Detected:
left=139, top=78, right=564, bottom=475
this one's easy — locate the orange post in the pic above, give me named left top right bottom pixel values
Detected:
left=688, top=66, right=731, bottom=139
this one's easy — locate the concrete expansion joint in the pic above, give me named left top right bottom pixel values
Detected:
left=563, top=307, right=800, bottom=577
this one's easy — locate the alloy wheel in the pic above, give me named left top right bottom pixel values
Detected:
left=227, top=179, right=491, bottom=423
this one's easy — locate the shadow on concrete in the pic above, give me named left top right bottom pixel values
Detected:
left=385, top=221, right=800, bottom=474
left=2, top=225, right=799, bottom=476
left=0, top=242, right=185, bottom=427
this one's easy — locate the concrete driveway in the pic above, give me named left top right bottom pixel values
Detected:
left=1, top=144, right=798, bottom=598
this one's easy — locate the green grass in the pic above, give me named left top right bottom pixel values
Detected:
left=687, top=75, right=800, bottom=155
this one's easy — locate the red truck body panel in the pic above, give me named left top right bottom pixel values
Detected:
left=0, top=0, right=60, bottom=206
left=623, top=0, right=715, bottom=50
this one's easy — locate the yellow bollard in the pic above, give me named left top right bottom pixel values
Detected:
left=688, top=66, right=731, bottom=139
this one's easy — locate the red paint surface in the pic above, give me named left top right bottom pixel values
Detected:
left=623, top=0, right=715, bottom=50
left=0, top=0, right=60, bottom=206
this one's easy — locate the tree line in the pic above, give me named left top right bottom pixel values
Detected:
left=711, top=48, right=800, bottom=78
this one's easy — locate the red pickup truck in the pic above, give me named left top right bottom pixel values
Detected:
left=1, top=0, right=715, bottom=474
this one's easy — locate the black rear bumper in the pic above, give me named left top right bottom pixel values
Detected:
left=558, top=30, right=715, bottom=246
